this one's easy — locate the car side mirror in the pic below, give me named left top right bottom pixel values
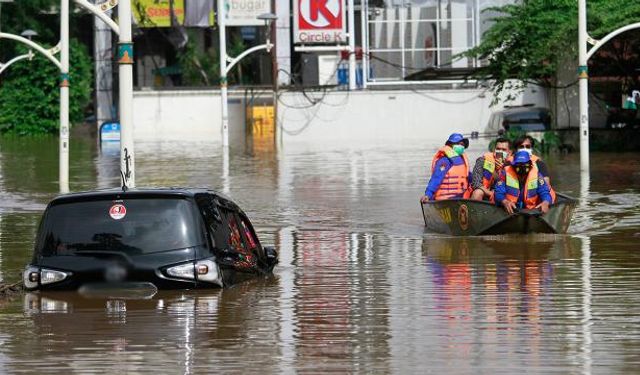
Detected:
left=264, top=246, right=278, bottom=267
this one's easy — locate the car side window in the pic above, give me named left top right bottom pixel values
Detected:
left=226, top=212, right=246, bottom=252
left=222, top=208, right=258, bottom=270
left=238, top=214, right=261, bottom=252
left=195, top=193, right=224, bottom=249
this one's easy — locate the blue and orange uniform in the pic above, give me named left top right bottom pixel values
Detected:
left=424, top=133, right=471, bottom=200
left=506, top=152, right=557, bottom=202
left=494, top=161, right=553, bottom=210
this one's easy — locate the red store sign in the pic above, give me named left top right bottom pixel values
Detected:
left=294, top=0, right=346, bottom=44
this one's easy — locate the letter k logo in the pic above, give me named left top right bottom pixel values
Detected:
left=310, top=0, right=332, bottom=22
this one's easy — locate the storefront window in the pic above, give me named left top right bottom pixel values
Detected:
left=365, top=0, right=516, bottom=82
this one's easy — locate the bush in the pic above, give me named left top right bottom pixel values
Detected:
left=0, top=38, right=92, bottom=135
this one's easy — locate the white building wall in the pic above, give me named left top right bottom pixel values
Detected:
left=132, top=89, right=245, bottom=144
left=131, top=85, right=547, bottom=145
left=278, top=85, right=547, bottom=145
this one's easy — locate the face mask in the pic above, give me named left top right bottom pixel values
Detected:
left=495, top=150, right=508, bottom=161
left=518, top=147, right=533, bottom=156
left=452, top=144, right=465, bottom=155
left=515, top=165, right=530, bottom=176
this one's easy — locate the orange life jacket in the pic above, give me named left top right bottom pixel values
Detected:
left=506, top=153, right=556, bottom=203
left=503, top=164, right=545, bottom=209
left=481, top=152, right=499, bottom=189
left=431, top=146, right=470, bottom=200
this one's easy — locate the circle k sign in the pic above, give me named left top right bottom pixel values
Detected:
left=294, top=0, right=346, bottom=44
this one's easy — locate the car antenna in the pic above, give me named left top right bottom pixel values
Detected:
left=120, top=171, right=128, bottom=192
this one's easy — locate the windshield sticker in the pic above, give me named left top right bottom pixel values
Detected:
left=109, top=204, right=127, bottom=220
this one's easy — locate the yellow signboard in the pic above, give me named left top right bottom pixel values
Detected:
left=248, top=105, right=275, bottom=153
left=133, top=0, right=185, bottom=28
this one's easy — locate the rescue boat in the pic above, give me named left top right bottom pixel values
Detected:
left=420, top=193, right=577, bottom=236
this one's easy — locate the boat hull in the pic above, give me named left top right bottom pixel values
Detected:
left=421, top=194, right=577, bottom=236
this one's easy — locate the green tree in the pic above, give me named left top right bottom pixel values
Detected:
left=463, top=0, right=640, bottom=100
left=178, top=32, right=257, bottom=87
left=0, top=39, right=92, bottom=135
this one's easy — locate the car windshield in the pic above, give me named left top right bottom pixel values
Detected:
left=36, top=197, right=205, bottom=256
left=505, top=110, right=549, bottom=131
left=505, top=111, right=548, bottom=123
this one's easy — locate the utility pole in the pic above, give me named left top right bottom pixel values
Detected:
left=93, top=0, right=113, bottom=135
left=271, top=0, right=278, bottom=147
left=218, top=0, right=230, bottom=148
left=60, top=0, right=70, bottom=193
left=578, top=0, right=589, bottom=172
left=118, top=0, right=135, bottom=188
left=347, top=0, right=356, bottom=90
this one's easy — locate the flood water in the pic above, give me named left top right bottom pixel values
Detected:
left=1, top=135, right=639, bottom=373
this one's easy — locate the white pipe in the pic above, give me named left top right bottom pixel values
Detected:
left=0, top=33, right=62, bottom=69
left=587, top=22, right=640, bottom=60
left=218, top=0, right=229, bottom=148
left=225, top=44, right=271, bottom=75
left=361, top=0, right=369, bottom=88
left=0, top=53, right=30, bottom=75
left=73, top=0, right=120, bottom=35
left=578, top=0, right=589, bottom=172
left=119, top=0, right=135, bottom=188
left=367, top=79, right=478, bottom=86
left=347, top=0, right=356, bottom=90
left=60, top=0, right=70, bottom=193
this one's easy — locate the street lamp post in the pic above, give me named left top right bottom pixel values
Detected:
left=0, top=30, right=38, bottom=75
left=60, top=0, right=70, bottom=193
left=218, top=0, right=230, bottom=148
left=578, top=0, right=589, bottom=173
left=118, top=0, right=135, bottom=188
left=71, top=0, right=131, bottom=189
left=217, top=8, right=276, bottom=149
left=2, top=1, right=128, bottom=193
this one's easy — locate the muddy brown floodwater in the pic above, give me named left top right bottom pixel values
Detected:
left=0, top=136, right=639, bottom=373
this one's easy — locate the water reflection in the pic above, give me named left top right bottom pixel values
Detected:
left=1, top=137, right=640, bottom=372
left=18, top=281, right=284, bottom=374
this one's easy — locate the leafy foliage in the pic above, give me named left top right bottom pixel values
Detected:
left=463, top=0, right=640, bottom=101
left=0, top=39, right=92, bottom=135
left=178, top=31, right=258, bottom=86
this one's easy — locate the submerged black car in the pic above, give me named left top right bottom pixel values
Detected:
left=23, top=188, right=278, bottom=291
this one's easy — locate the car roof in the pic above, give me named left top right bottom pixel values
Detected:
left=49, top=187, right=238, bottom=209
left=500, top=106, right=549, bottom=114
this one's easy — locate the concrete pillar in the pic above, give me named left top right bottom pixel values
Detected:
left=275, top=0, right=290, bottom=85
left=93, top=1, right=114, bottom=132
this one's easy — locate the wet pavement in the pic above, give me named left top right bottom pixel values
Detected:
left=0, top=136, right=639, bottom=373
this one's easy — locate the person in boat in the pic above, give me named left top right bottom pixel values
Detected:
left=494, top=150, right=553, bottom=215
left=469, top=137, right=511, bottom=202
left=421, top=133, right=471, bottom=203
left=513, top=135, right=551, bottom=185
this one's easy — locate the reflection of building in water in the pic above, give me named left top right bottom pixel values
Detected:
left=296, top=230, right=352, bottom=360
left=420, top=236, right=581, bottom=366
left=288, top=229, right=391, bottom=371
left=0, top=215, right=3, bottom=283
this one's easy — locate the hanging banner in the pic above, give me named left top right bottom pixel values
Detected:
left=133, top=0, right=185, bottom=28
left=224, top=0, right=272, bottom=26
left=184, top=0, right=216, bottom=27
left=294, top=0, right=346, bottom=44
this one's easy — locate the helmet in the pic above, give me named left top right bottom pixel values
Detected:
left=446, top=133, right=469, bottom=148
